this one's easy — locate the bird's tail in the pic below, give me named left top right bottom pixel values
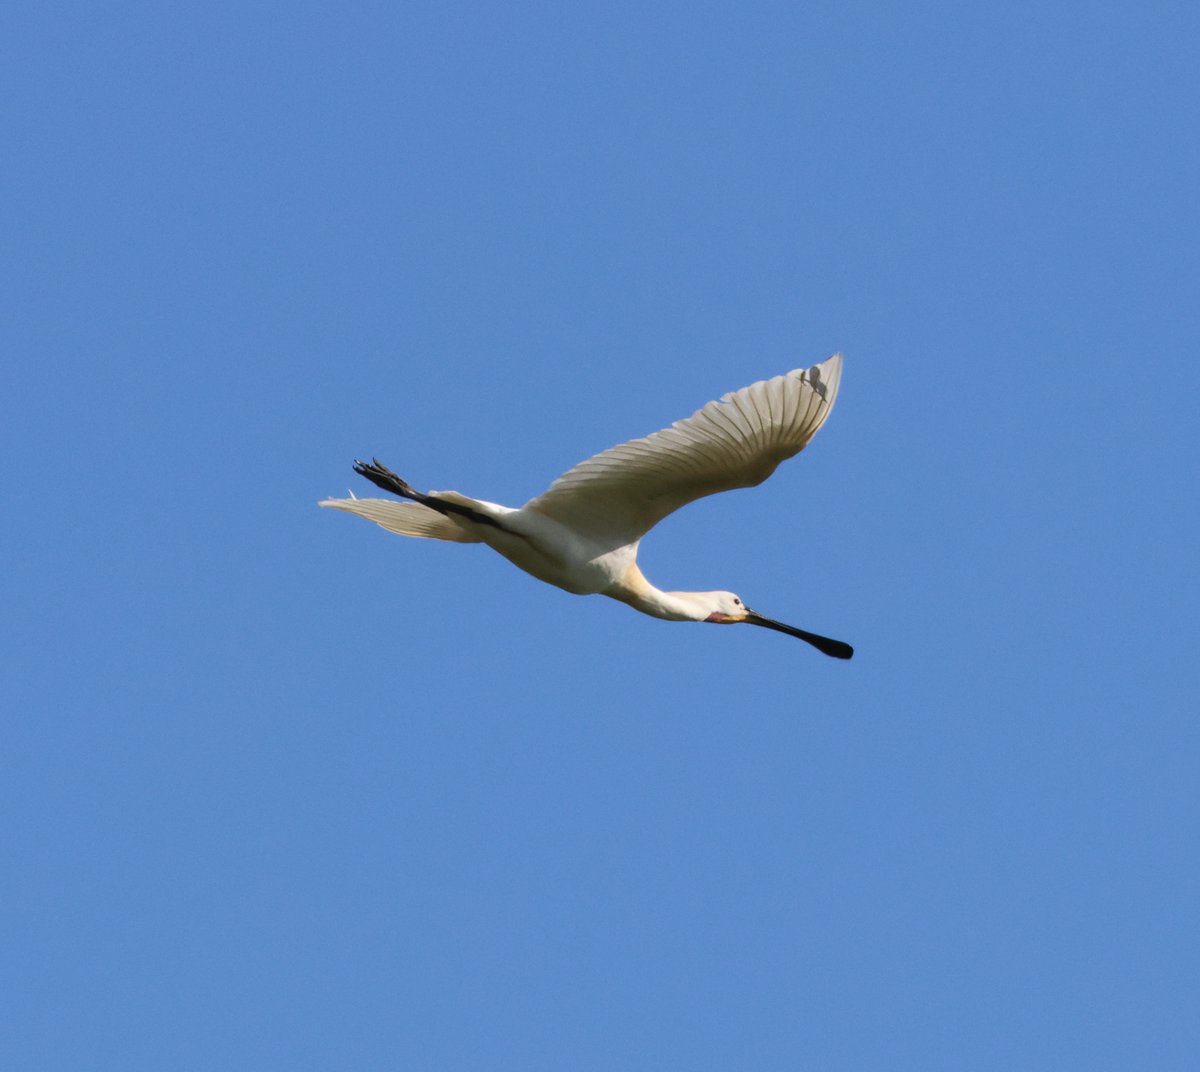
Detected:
left=318, top=494, right=483, bottom=543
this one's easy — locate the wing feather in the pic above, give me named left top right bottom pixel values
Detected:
left=318, top=496, right=483, bottom=542
left=524, top=353, right=843, bottom=546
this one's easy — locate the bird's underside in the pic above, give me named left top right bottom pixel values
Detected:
left=320, top=354, right=854, bottom=658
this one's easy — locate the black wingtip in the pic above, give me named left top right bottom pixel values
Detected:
left=351, top=458, right=417, bottom=499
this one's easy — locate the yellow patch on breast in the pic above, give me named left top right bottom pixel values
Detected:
left=619, top=561, right=654, bottom=598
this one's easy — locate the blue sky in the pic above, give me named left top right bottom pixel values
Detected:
left=3, top=2, right=1198, bottom=1068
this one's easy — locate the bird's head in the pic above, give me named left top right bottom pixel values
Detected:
left=701, top=591, right=751, bottom=623
left=700, top=590, right=854, bottom=660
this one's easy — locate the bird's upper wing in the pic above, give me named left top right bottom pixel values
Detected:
left=524, top=353, right=843, bottom=547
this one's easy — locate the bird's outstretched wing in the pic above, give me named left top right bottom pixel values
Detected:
left=524, top=353, right=843, bottom=547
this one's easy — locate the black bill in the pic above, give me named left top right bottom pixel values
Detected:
left=744, top=611, right=854, bottom=660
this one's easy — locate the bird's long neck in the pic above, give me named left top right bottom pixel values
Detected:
left=607, top=562, right=707, bottom=622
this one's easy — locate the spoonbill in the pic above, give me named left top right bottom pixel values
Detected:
left=320, top=353, right=853, bottom=659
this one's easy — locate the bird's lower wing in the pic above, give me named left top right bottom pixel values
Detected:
left=319, top=496, right=483, bottom=542
left=524, top=353, right=843, bottom=546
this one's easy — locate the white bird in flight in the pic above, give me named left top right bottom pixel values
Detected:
left=321, top=353, right=853, bottom=658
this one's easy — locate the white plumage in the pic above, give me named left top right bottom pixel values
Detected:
left=320, top=352, right=852, bottom=658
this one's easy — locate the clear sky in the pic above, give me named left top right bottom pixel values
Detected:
left=4, top=2, right=1198, bottom=1069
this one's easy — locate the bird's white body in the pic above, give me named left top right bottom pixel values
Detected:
left=321, top=353, right=853, bottom=656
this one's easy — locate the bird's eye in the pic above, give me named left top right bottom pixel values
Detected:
left=733, top=598, right=742, bottom=606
